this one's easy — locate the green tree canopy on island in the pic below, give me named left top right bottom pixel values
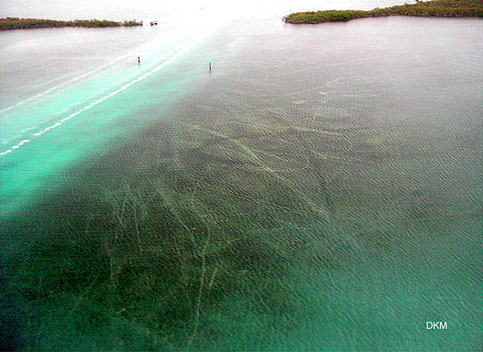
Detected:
left=284, top=0, right=483, bottom=24
left=0, top=17, right=143, bottom=30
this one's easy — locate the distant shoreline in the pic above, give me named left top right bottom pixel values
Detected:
left=0, top=17, right=143, bottom=30
left=283, top=0, right=483, bottom=24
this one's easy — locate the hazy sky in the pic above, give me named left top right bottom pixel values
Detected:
left=1, top=0, right=414, bottom=20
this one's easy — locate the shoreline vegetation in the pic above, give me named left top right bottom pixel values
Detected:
left=283, top=0, right=483, bottom=24
left=0, top=17, right=142, bottom=30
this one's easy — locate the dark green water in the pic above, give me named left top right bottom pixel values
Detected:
left=1, top=14, right=482, bottom=351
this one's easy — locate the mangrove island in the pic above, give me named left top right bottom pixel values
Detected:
left=284, top=0, right=483, bottom=24
left=0, top=18, right=143, bottom=30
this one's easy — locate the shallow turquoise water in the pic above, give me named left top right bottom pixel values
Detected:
left=0, top=17, right=223, bottom=217
left=1, top=8, right=482, bottom=352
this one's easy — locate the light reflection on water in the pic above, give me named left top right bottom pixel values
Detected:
left=0, top=4, right=481, bottom=351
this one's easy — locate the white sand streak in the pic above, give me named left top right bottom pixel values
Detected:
left=0, top=37, right=204, bottom=158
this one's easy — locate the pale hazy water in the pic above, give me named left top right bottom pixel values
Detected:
left=0, top=1, right=482, bottom=351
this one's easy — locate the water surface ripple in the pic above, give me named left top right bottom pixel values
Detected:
left=0, top=12, right=481, bottom=352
